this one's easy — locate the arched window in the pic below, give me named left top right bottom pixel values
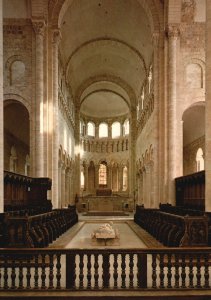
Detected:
left=99, top=162, right=107, bottom=185
left=99, top=123, right=108, bottom=138
left=112, top=122, right=121, bottom=138
left=196, top=148, right=204, bottom=172
left=87, top=122, right=95, bottom=137
left=80, top=170, right=85, bottom=189
left=123, top=119, right=129, bottom=136
left=10, top=60, right=25, bottom=85
left=123, top=166, right=128, bottom=191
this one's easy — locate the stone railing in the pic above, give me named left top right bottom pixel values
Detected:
left=0, top=247, right=211, bottom=291
left=80, top=136, right=129, bottom=153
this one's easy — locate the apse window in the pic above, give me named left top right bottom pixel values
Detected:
left=87, top=122, right=95, bottom=137
left=123, top=166, right=128, bottom=191
left=112, top=122, right=121, bottom=138
left=80, top=170, right=85, bottom=189
left=196, top=148, right=204, bottom=172
left=99, top=123, right=108, bottom=138
left=99, top=163, right=107, bottom=185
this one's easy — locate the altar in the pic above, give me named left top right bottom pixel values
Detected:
left=79, top=195, right=133, bottom=212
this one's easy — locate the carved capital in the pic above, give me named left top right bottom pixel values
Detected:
left=52, top=28, right=62, bottom=45
left=32, top=20, right=46, bottom=36
left=167, top=25, right=180, bottom=39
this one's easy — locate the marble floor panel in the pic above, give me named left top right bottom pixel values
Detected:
left=50, top=221, right=147, bottom=249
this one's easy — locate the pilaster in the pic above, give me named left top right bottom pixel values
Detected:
left=167, top=24, right=180, bottom=204
left=32, top=19, right=46, bottom=177
left=51, top=28, right=61, bottom=208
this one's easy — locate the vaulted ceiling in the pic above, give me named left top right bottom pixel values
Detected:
left=59, top=0, right=153, bottom=118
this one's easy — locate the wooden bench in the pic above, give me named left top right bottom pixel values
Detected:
left=134, top=205, right=208, bottom=247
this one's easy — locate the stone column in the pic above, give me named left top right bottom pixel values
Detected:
left=0, top=0, right=3, bottom=212
left=107, top=165, right=111, bottom=189
left=145, top=165, right=150, bottom=208
left=84, top=164, right=88, bottom=191
left=65, top=169, right=70, bottom=206
left=143, top=169, right=146, bottom=206
left=61, top=166, right=66, bottom=207
left=152, top=32, right=161, bottom=207
left=95, top=164, right=99, bottom=189
left=150, top=162, right=154, bottom=208
left=139, top=173, right=143, bottom=205
left=51, top=29, right=61, bottom=208
left=129, top=110, right=137, bottom=195
left=206, top=1, right=211, bottom=211
left=108, top=123, right=112, bottom=138
left=32, top=20, right=46, bottom=178
left=95, top=124, right=99, bottom=138
left=58, top=161, right=62, bottom=208
left=119, top=165, right=123, bottom=192
left=74, top=107, right=81, bottom=195
left=70, top=168, right=75, bottom=205
left=167, top=25, right=180, bottom=204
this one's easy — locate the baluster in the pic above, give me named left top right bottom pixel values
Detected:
left=196, top=254, right=201, bottom=288
left=18, top=259, right=23, bottom=289
left=181, top=254, right=186, bottom=288
left=79, top=253, right=84, bottom=289
left=159, top=254, right=164, bottom=288
left=204, top=253, right=209, bottom=288
left=87, top=254, right=92, bottom=289
left=41, top=254, right=46, bottom=289
left=102, top=253, right=110, bottom=288
left=34, top=255, right=39, bottom=289
left=4, top=257, right=8, bottom=289
left=94, top=253, right=99, bottom=289
left=167, top=253, right=172, bottom=288
left=152, top=254, right=157, bottom=288
left=11, top=259, right=16, bottom=289
left=56, top=253, right=61, bottom=289
left=113, top=253, right=118, bottom=289
left=174, top=254, right=179, bottom=288
left=189, top=254, right=194, bottom=288
left=129, top=253, right=134, bottom=288
left=49, top=254, right=54, bottom=289
left=26, top=256, right=31, bottom=289
left=121, top=253, right=126, bottom=288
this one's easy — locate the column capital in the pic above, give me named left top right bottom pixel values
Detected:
left=32, top=19, right=46, bottom=36
left=167, top=24, right=180, bottom=39
left=52, top=28, right=62, bottom=45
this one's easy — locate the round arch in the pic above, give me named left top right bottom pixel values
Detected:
left=49, top=0, right=162, bottom=33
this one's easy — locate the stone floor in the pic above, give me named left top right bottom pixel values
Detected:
left=49, top=213, right=163, bottom=249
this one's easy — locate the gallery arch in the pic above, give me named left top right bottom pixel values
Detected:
left=4, top=100, right=30, bottom=176
left=183, top=102, right=205, bottom=175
